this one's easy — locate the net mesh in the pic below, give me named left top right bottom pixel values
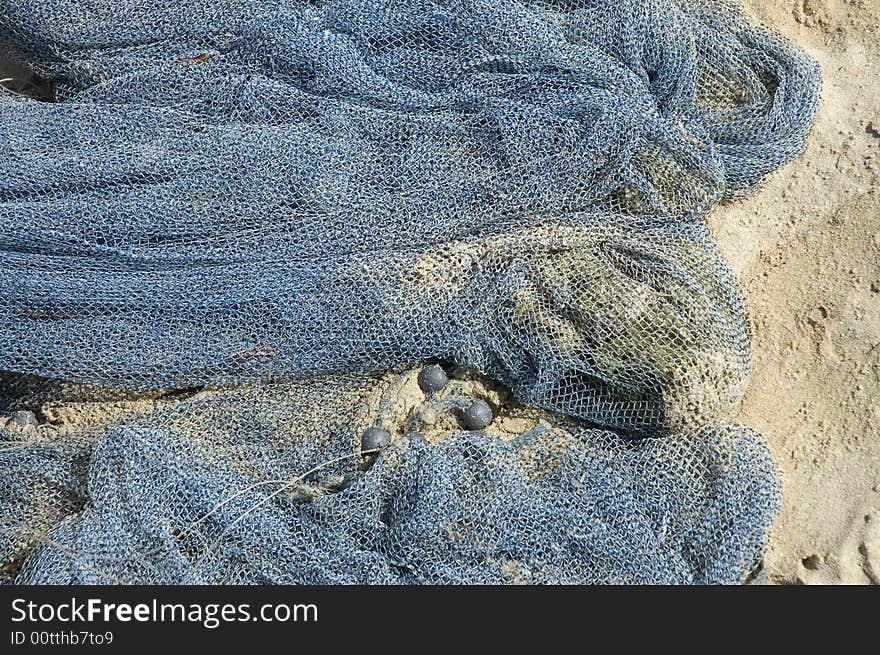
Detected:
left=0, top=0, right=820, bottom=584
left=3, top=373, right=780, bottom=584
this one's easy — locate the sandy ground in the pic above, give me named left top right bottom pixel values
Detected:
left=708, top=0, right=880, bottom=583
left=2, top=1, right=878, bottom=584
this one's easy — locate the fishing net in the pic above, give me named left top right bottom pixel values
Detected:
left=0, top=0, right=820, bottom=584
left=3, top=371, right=780, bottom=584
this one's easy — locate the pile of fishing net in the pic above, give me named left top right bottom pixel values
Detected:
left=0, top=0, right=820, bottom=584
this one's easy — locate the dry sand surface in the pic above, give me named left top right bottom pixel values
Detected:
left=709, top=0, right=880, bottom=584
left=1, top=1, right=878, bottom=584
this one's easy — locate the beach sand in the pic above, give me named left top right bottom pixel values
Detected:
left=709, top=0, right=880, bottom=584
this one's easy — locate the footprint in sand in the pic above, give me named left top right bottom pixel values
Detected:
left=797, top=507, right=880, bottom=584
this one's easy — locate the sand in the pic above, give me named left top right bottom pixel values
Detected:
left=2, top=1, right=878, bottom=584
left=708, top=0, right=880, bottom=584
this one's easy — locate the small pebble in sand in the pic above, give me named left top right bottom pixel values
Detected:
left=5, top=410, right=38, bottom=431
left=361, top=427, right=390, bottom=454
left=417, top=364, right=449, bottom=393
left=460, top=399, right=493, bottom=430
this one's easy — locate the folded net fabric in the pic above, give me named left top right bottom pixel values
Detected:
left=0, top=0, right=819, bottom=584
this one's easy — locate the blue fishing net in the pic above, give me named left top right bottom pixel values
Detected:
left=0, top=0, right=819, bottom=584
left=4, top=373, right=780, bottom=585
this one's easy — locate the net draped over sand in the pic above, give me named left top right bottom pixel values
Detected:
left=0, top=0, right=820, bottom=583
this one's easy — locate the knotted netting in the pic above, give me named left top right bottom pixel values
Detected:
left=0, top=0, right=820, bottom=584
